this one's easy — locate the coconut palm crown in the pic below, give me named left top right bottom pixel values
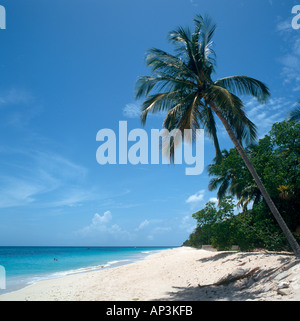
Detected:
left=136, top=15, right=269, bottom=160
left=136, top=14, right=300, bottom=257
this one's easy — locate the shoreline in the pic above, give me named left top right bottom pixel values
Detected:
left=1, top=247, right=300, bottom=301
left=0, top=247, right=169, bottom=297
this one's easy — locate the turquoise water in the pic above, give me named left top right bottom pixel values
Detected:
left=0, top=246, right=176, bottom=294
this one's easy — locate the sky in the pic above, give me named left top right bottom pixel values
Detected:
left=0, top=0, right=299, bottom=246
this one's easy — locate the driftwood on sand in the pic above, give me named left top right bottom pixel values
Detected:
left=198, top=267, right=260, bottom=287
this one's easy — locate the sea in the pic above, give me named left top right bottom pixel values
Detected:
left=0, top=246, right=176, bottom=295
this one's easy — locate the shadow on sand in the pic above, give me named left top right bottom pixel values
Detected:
left=155, top=251, right=297, bottom=301
left=197, top=251, right=294, bottom=264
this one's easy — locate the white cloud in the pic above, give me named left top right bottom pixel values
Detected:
left=49, top=189, right=97, bottom=208
left=35, top=151, right=88, bottom=182
left=146, top=226, right=172, bottom=241
left=180, top=215, right=196, bottom=234
left=77, top=211, right=132, bottom=241
left=123, top=103, right=141, bottom=118
left=0, top=150, right=94, bottom=209
left=0, top=177, right=44, bottom=208
left=209, top=197, right=218, bottom=203
left=245, top=97, right=291, bottom=138
left=276, top=18, right=300, bottom=91
left=78, top=211, right=111, bottom=234
left=0, top=88, right=33, bottom=107
left=136, top=219, right=150, bottom=231
left=92, top=211, right=112, bottom=225
left=123, top=102, right=166, bottom=119
left=276, top=18, right=292, bottom=33
left=0, top=88, right=41, bottom=129
left=186, top=189, right=205, bottom=204
left=153, top=226, right=172, bottom=233
left=190, top=0, right=198, bottom=7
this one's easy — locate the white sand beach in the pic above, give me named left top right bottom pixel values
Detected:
left=1, top=247, right=300, bottom=301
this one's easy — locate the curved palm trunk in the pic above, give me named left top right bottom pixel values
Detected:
left=210, top=104, right=300, bottom=258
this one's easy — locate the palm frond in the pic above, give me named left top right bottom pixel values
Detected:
left=140, top=90, right=183, bottom=125
left=205, top=84, right=257, bottom=144
left=288, top=103, right=300, bottom=122
left=161, top=93, right=200, bottom=162
left=194, top=14, right=217, bottom=69
left=145, top=48, right=198, bottom=83
left=208, top=176, right=222, bottom=191
left=135, top=75, right=195, bottom=100
left=214, top=76, right=270, bottom=103
left=168, top=26, right=202, bottom=76
left=194, top=14, right=216, bottom=45
left=216, top=178, right=230, bottom=201
left=197, top=103, right=222, bottom=160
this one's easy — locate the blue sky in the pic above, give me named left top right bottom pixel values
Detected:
left=0, top=0, right=299, bottom=246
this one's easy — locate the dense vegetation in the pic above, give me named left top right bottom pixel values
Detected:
left=135, top=13, right=300, bottom=255
left=183, top=121, right=300, bottom=251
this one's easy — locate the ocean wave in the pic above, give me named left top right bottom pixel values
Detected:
left=1, top=247, right=173, bottom=295
left=106, top=259, right=130, bottom=266
left=26, top=259, right=134, bottom=285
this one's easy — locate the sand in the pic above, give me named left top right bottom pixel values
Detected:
left=0, top=246, right=300, bottom=301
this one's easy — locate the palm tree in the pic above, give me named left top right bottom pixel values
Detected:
left=135, top=15, right=300, bottom=257
left=208, top=150, right=262, bottom=211
left=288, top=101, right=300, bottom=122
left=208, top=151, right=239, bottom=202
